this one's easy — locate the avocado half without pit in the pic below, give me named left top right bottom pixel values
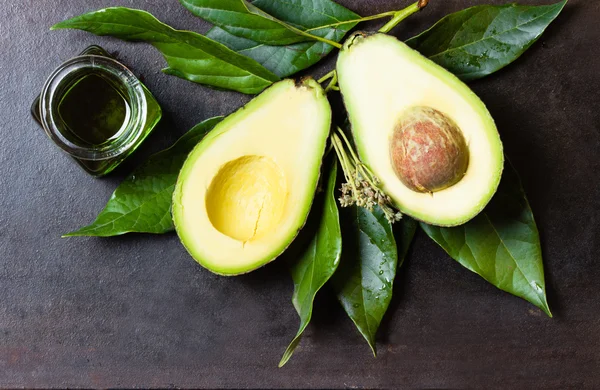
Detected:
left=173, top=79, right=331, bottom=276
left=337, top=32, right=504, bottom=227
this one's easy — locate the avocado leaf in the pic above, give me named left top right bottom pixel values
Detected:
left=279, top=158, right=342, bottom=367
left=52, top=8, right=280, bottom=94
left=406, top=0, right=567, bottom=81
left=179, top=0, right=312, bottom=46
left=421, top=161, right=551, bottom=317
left=206, top=0, right=359, bottom=78
left=252, top=0, right=358, bottom=36
left=64, top=117, right=223, bottom=237
left=396, top=217, right=418, bottom=269
left=331, top=206, right=401, bottom=355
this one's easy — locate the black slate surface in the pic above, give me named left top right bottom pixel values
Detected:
left=1, top=0, right=599, bottom=388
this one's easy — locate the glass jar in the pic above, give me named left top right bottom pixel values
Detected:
left=31, top=46, right=162, bottom=176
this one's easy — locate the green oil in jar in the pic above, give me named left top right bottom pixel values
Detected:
left=32, top=45, right=162, bottom=176
left=58, top=73, right=130, bottom=146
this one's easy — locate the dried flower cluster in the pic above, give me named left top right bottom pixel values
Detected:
left=331, top=128, right=402, bottom=223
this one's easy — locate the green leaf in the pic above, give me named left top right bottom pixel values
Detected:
left=64, top=117, right=223, bottom=237
left=279, top=158, right=342, bottom=367
left=406, top=0, right=567, bottom=81
left=396, top=217, right=418, bottom=269
left=179, top=0, right=311, bottom=45
left=331, top=206, right=399, bottom=355
left=252, top=0, right=357, bottom=34
left=52, top=7, right=280, bottom=94
left=206, top=0, right=359, bottom=78
left=205, top=27, right=331, bottom=78
left=421, top=161, right=551, bottom=317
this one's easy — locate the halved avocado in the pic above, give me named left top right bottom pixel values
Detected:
left=337, top=33, right=504, bottom=226
left=173, top=79, right=331, bottom=275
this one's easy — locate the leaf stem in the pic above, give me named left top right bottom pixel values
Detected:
left=292, top=27, right=343, bottom=48
left=379, top=0, right=428, bottom=34
left=304, top=11, right=398, bottom=33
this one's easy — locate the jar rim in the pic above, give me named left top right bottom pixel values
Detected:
left=39, top=55, right=147, bottom=160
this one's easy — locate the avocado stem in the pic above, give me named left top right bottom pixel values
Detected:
left=379, top=1, right=426, bottom=34
left=317, top=2, right=428, bottom=91
left=318, top=70, right=336, bottom=84
left=324, top=72, right=339, bottom=92
left=272, top=0, right=429, bottom=50
left=305, top=2, right=428, bottom=34
left=318, top=70, right=340, bottom=93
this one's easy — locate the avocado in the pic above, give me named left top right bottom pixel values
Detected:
left=172, top=79, right=331, bottom=275
left=337, top=33, right=504, bottom=226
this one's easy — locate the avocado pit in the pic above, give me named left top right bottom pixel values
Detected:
left=389, top=106, right=469, bottom=193
left=205, top=155, right=287, bottom=242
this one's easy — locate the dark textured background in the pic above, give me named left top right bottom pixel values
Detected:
left=0, top=0, right=598, bottom=388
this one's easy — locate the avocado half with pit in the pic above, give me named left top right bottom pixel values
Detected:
left=337, top=33, right=504, bottom=226
left=173, top=79, right=331, bottom=275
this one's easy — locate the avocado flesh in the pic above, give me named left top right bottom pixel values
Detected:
left=173, top=79, right=331, bottom=275
left=337, top=33, right=504, bottom=226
